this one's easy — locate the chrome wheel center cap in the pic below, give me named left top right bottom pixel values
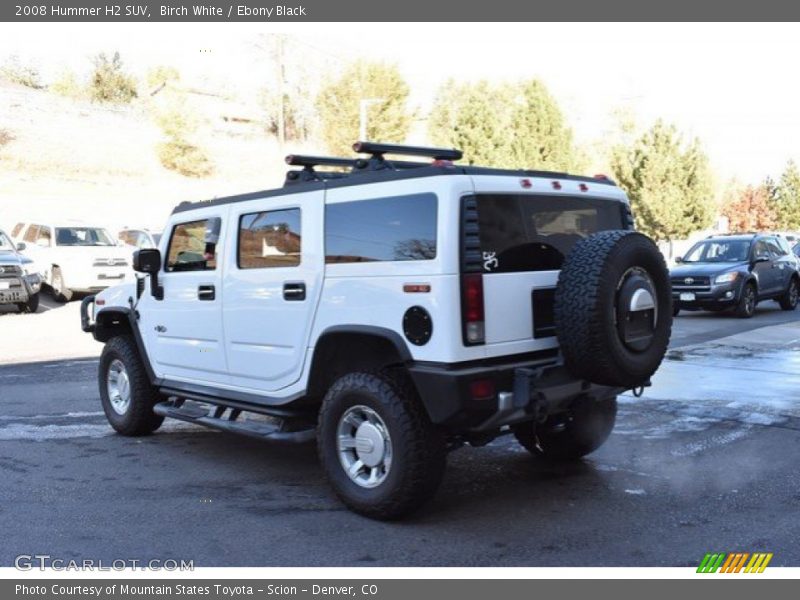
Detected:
left=355, top=422, right=385, bottom=467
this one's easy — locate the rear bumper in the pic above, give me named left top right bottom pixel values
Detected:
left=408, top=354, right=623, bottom=432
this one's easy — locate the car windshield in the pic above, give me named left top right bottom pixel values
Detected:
left=682, top=240, right=750, bottom=263
left=55, top=227, right=114, bottom=246
left=0, top=231, right=13, bottom=250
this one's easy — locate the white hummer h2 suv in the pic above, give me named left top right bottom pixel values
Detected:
left=81, top=142, right=673, bottom=519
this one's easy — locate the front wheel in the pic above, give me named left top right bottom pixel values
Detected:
left=16, top=292, right=39, bottom=313
left=512, top=396, right=618, bottom=461
left=779, top=277, right=799, bottom=311
left=735, top=282, right=757, bottom=318
left=99, top=335, right=164, bottom=436
left=317, top=371, right=446, bottom=520
left=50, top=267, right=72, bottom=302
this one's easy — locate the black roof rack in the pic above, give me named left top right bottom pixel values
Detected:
left=175, top=141, right=618, bottom=213
left=353, top=141, right=462, bottom=162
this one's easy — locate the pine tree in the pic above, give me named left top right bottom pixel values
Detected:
left=774, top=160, right=800, bottom=230
left=611, top=120, right=715, bottom=241
left=316, top=60, right=412, bottom=156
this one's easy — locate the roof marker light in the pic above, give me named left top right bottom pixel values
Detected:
left=520, top=178, right=532, bottom=189
left=551, top=181, right=562, bottom=190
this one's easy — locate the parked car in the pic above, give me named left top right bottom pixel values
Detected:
left=81, top=141, right=673, bottom=519
left=12, top=221, right=134, bottom=302
left=118, top=227, right=161, bottom=249
left=0, top=228, right=42, bottom=313
left=671, top=233, right=799, bottom=318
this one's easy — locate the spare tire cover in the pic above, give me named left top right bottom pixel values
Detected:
left=554, top=230, right=672, bottom=388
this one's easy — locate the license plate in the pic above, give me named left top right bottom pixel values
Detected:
left=0, top=282, right=8, bottom=290
left=679, top=292, right=696, bottom=301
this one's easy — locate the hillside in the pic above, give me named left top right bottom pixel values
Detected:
left=0, top=79, right=318, bottom=232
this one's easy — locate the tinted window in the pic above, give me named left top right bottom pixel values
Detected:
left=325, top=194, right=437, bottom=264
left=475, top=195, right=624, bottom=273
left=239, top=209, right=301, bottom=269
left=166, top=219, right=217, bottom=272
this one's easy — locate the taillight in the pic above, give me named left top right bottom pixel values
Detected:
left=462, top=273, right=485, bottom=345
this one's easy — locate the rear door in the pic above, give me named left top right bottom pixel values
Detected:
left=222, top=190, right=324, bottom=395
left=139, top=211, right=229, bottom=386
left=469, top=175, right=629, bottom=356
left=767, top=236, right=795, bottom=291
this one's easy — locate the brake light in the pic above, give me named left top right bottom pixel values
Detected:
left=551, top=181, right=562, bottom=190
left=470, top=379, right=496, bottom=401
left=462, top=273, right=485, bottom=345
left=579, top=183, right=589, bottom=192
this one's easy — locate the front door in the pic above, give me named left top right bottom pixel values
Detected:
left=222, top=190, right=324, bottom=395
left=139, top=211, right=229, bottom=386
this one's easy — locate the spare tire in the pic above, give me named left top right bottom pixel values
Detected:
left=554, top=230, right=672, bottom=388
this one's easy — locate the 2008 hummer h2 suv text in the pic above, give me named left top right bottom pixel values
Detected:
left=81, top=142, right=673, bottom=519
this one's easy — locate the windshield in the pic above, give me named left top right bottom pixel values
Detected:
left=683, top=240, right=750, bottom=263
left=55, top=227, right=115, bottom=247
left=0, top=231, right=13, bottom=250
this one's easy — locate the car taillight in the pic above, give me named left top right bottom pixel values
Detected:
left=462, top=273, right=485, bottom=345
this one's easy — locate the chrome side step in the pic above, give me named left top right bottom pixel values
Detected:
left=153, top=399, right=316, bottom=444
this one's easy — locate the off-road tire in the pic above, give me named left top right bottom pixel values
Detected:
left=512, top=396, right=618, bottom=461
left=16, top=292, right=39, bottom=313
left=317, top=371, right=446, bottom=520
left=779, top=277, right=799, bottom=311
left=735, top=282, right=757, bottom=318
left=99, top=335, right=164, bottom=436
left=50, top=267, right=72, bottom=302
left=554, top=230, right=672, bottom=388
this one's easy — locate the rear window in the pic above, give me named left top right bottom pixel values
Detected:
left=325, top=193, right=437, bottom=264
left=475, top=194, right=625, bottom=273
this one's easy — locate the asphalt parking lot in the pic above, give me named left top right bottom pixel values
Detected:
left=1, top=298, right=799, bottom=566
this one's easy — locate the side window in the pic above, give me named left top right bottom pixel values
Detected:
left=238, top=209, right=301, bottom=269
left=325, top=194, right=437, bottom=264
left=118, top=231, right=134, bottom=246
left=38, top=226, right=52, bottom=246
left=753, top=240, right=769, bottom=259
left=23, top=225, right=39, bottom=244
left=166, top=219, right=217, bottom=272
left=11, top=223, right=24, bottom=238
left=768, top=237, right=788, bottom=257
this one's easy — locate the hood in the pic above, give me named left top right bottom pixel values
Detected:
left=670, top=262, right=747, bottom=277
left=0, top=250, right=23, bottom=266
left=55, top=245, right=134, bottom=260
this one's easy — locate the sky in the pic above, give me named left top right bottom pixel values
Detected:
left=2, top=22, right=800, bottom=184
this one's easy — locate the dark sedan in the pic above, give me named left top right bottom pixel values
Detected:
left=671, top=234, right=799, bottom=318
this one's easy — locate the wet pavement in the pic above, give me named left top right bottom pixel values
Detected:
left=0, top=315, right=799, bottom=566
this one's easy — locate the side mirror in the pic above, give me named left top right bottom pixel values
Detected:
left=674, top=256, right=683, bottom=264
left=132, top=248, right=163, bottom=300
left=16, top=242, right=26, bottom=251
left=132, top=248, right=161, bottom=273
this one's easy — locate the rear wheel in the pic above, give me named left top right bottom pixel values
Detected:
left=513, top=396, right=618, bottom=461
left=317, top=371, right=446, bottom=520
left=735, top=282, right=757, bottom=318
left=779, top=277, right=799, bottom=311
left=99, top=335, right=164, bottom=436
